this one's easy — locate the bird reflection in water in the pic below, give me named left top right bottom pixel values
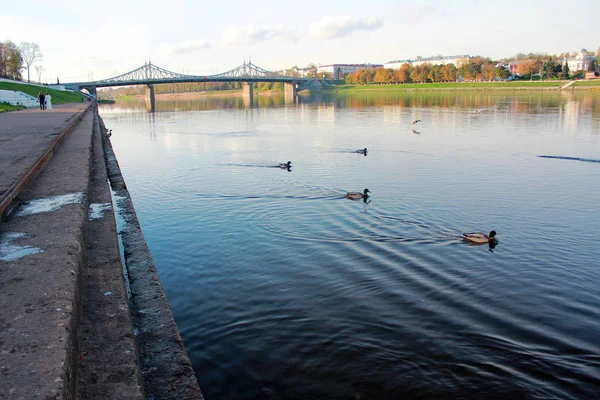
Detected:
left=412, top=129, right=420, bottom=134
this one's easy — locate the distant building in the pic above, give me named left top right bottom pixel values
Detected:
left=384, top=55, right=472, bottom=70
left=507, top=60, right=531, bottom=75
left=317, top=64, right=384, bottom=79
left=291, top=67, right=311, bottom=77
left=560, top=49, right=597, bottom=72
left=383, top=60, right=412, bottom=69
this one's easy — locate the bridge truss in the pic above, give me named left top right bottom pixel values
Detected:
left=88, top=61, right=289, bottom=87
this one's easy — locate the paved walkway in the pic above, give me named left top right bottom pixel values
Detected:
left=0, top=104, right=202, bottom=399
left=0, top=103, right=90, bottom=200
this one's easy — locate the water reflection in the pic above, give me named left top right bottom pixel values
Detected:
left=99, top=90, right=600, bottom=399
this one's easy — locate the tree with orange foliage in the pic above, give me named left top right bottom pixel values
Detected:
left=398, top=63, right=411, bottom=83
left=517, top=60, right=538, bottom=78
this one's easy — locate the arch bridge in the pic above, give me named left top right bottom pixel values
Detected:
left=63, top=61, right=316, bottom=110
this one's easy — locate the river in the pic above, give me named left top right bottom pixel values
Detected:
left=99, top=91, right=600, bottom=399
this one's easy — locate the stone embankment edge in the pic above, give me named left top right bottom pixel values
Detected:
left=98, top=111, right=204, bottom=400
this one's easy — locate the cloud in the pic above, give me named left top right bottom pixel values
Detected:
left=221, top=25, right=298, bottom=46
left=309, top=16, right=383, bottom=39
left=166, top=39, right=211, bottom=55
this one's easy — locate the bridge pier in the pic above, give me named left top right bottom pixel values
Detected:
left=284, top=82, right=297, bottom=104
left=89, top=86, right=97, bottom=99
left=145, top=84, right=156, bottom=112
left=242, top=82, right=254, bottom=108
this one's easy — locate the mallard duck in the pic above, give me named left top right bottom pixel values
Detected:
left=346, top=188, right=370, bottom=200
left=412, top=120, right=422, bottom=125
left=462, top=230, right=496, bottom=243
left=357, top=148, right=368, bottom=154
left=279, top=161, right=292, bottom=168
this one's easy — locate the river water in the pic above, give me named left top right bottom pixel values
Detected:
left=99, top=91, right=600, bottom=399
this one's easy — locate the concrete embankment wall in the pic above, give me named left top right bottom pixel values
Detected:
left=0, top=104, right=202, bottom=399
left=99, top=114, right=203, bottom=399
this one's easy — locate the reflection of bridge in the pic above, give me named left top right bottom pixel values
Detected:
left=63, top=61, right=316, bottom=110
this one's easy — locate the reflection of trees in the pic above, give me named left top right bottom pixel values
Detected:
left=101, top=94, right=288, bottom=113
left=101, top=92, right=600, bottom=129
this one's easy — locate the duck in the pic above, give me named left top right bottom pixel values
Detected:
left=462, top=230, right=497, bottom=243
left=279, top=161, right=292, bottom=169
left=105, top=129, right=112, bottom=138
left=346, top=188, right=370, bottom=200
left=412, top=120, right=422, bottom=125
left=356, top=148, right=368, bottom=154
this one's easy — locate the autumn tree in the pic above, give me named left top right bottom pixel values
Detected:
left=398, top=63, right=411, bottom=83
left=482, top=63, right=496, bottom=81
left=441, top=64, right=457, bottom=81
left=19, top=42, right=42, bottom=82
left=517, top=60, right=537, bottom=78
left=495, top=65, right=509, bottom=79
left=0, top=41, right=23, bottom=80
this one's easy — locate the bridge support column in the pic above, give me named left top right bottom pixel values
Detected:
left=242, top=82, right=254, bottom=108
left=145, top=84, right=156, bottom=112
left=89, top=86, right=97, bottom=99
left=284, top=81, right=297, bottom=104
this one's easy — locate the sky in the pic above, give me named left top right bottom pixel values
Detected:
left=1, top=0, right=598, bottom=83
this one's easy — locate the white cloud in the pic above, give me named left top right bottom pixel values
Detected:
left=309, top=16, right=383, bottom=39
left=221, top=25, right=298, bottom=46
left=165, top=39, right=211, bottom=55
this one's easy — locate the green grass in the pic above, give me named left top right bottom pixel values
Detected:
left=325, top=81, right=566, bottom=92
left=0, top=81, right=86, bottom=104
left=574, top=79, right=600, bottom=86
left=0, top=102, right=25, bottom=112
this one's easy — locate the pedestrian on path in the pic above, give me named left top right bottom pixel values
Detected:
left=38, top=92, right=45, bottom=110
left=45, top=92, right=52, bottom=110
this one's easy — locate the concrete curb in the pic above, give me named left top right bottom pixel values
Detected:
left=99, top=114, right=203, bottom=399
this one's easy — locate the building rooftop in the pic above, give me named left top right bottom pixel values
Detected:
left=386, top=55, right=471, bottom=64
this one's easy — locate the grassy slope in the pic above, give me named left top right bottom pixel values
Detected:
left=325, top=81, right=566, bottom=92
left=0, top=103, right=25, bottom=112
left=574, top=80, right=600, bottom=86
left=0, top=81, right=85, bottom=104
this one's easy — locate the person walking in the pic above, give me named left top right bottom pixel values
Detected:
left=45, top=92, right=53, bottom=110
left=38, top=92, right=45, bottom=110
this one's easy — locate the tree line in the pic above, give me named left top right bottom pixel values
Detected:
left=344, top=57, right=511, bottom=84
left=0, top=40, right=43, bottom=82
left=344, top=51, right=599, bottom=85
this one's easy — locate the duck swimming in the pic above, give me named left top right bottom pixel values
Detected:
left=462, top=230, right=497, bottom=243
left=356, top=148, right=368, bottom=155
left=346, top=188, right=370, bottom=200
left=279, top=161, right=292, bottom=168
left=412, top=120, right=422, bottom=125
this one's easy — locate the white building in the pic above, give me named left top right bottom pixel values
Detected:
left=384, top=55, right=472, bottom=69
left=317, top=64, right=383, bottom=79
left=561, top=49, right=597, bottom=72
left=383, top=60, right=412, bottom=69
left=291, top=67, right=311, bottom=77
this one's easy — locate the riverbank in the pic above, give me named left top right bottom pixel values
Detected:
left=320, top=80, right=600, bottom=92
